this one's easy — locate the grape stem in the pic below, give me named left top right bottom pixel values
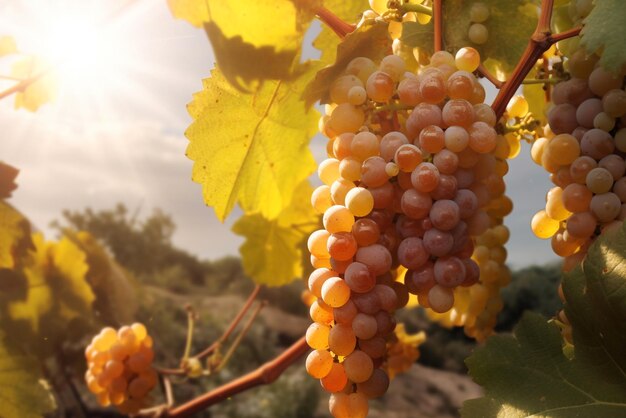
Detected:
left=215, top=301, right=267, bottom=372
left=165, top=337, right=308, bottom=418
left=401, top=3, right=433, bottom=16
left=490, top=0, right=582, bottom=118
left=522, top=78, right=565, bottom=85
left=433, top=0, right=443, bottom=52
left=192, top=285, right=261, bottom=360
left=315, top=6, right=355, bottom=38
left=477, top=64, right=504, bottom=89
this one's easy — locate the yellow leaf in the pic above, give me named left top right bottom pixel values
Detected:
left=0, top=35, right=18, bottom=57
left=232, top=181, right=318, bottom=286
left=168, top=0, right=312, bottom=50
left=8, top=234, right=53, bottom=332
left=7, top=233, right=94, bottom=332
left=0, top=202, right=33, bottom=269
left=49, top=236, right=94, bottom=320
left=11, top=56, right=57, bottom=112
left=186, top=67, right=318, bottom=221
left=166, top=0, right=209, bottom=27
left=523, top=81, right=548, bottom=125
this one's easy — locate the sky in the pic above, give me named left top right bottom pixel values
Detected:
left=0, top=0, right=559, bottom=269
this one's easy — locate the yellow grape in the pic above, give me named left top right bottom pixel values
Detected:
left=531, top=210, right=560, bottom=239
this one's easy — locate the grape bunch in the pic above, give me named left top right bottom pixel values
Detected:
left=85, top=323, right=157, bottom=414
left=530, top=46, right=626, bottom=271
left=309, top=45, right=515, bottom=415
left=468, top=2, right=490, bottom=45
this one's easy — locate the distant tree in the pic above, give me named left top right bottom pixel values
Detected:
left=496, top=263, right=562, bottom=331
left=51, top=203, right=206, bottom=285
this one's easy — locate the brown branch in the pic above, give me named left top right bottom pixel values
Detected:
left=490, top=0, right=582, bottom=118
left=0, top=69, right=48, bottom=101
left=477, top=64, right=504, bottom=89
left=433, top=0, right=443, bottom=52
left=166, top=337, right=308, bottom=418
left=193, top=285, right=261, bottom=360
left=315, top=7, right=355, bottom=38
left=549, top=26, right=582, bottom=43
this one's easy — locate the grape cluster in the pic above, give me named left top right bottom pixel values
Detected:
left=468, top=2, right=490, bottom=45
left=530, top=48, right=626, bottom=271
left=310, top=46, right=515, bottom=416
left=85, top=324, right=157, bottom=414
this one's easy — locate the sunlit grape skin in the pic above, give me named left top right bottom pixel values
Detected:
left=85, top=324, right=156, bottom=414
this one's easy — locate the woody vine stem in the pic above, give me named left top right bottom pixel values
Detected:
left=128, top=1, right=583, bottom=417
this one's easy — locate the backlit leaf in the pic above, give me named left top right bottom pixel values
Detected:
left=186, top=67, right=319, bottom=221
left=11, top=57, right=57, bottom=112
left=580, top=0, right=626, bottom=74
left=402, top=0, right=538, bottom=76
left=232, top=181, right=318, bottom=286
left=312, top=0, right=367, bottom=65
left=0, top=202, right=33, bottom=270
left=0, top=162, right=19, bottom=199
left=304, top=22, right=392, bottom=106
left=0, top=336, right=55, bottom=418
left=0, top=35, right=17, bottom=57
left=169, top=0, right=320, bottom=86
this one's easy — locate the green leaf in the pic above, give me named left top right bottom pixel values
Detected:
left=402, top=0, right=538, bottom=76
left=463, top=223, right=626, bottom=418
left=0, top=202, right=33, bottom=270
left=564, top=222, right=626, bottom=382
left=463, top=312, right=626, bottom=417
left=186, top=67, right=319, bottom=221
left=304, top=22, right=392, bottom=106
left=232, top=181, right=318, bottom=286
left=580, top=0, right=626, bottom=74
left=0, top=336, right=55, bottom=418
left=0, top=35, right=17, bottom=57
left=523, top=82, right=548, bottom=124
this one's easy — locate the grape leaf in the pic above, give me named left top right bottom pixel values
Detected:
left=0, top=35, right=17, bottom=57
left=48, top=236, right=94, bottom=320
left=462, top=223, right=626, bottom=418
left=231, top=181, right=318, bottom=286
left=0, top=202, right=33, bottom=270
left=402, top=0, right=538, bottom=76
left=11, top=57, right=57, bottom=112
left=312, top=0, right=367, bottom=65
left=7, top=234, right=94, bottom=332
left=0, top=162, right=19, bottom=199
left=523, top=82, right=548, bottom=124
left=168, top=0, right=320, bottom=87
left=580, top=0, right=626, bottom=74
left=186, top=67, right=319, bottom=221
left=0, top=336, right=55, bottom=418
left=71, top=231, right=137, bottom=324
left=166, top=0, right=209, bottom=27
left=304, top=22, right=392, bottom=106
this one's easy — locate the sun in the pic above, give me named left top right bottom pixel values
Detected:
left=2, top=0, right=142, bottom=109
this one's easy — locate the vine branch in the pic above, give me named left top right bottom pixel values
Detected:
left=315, top=7, right=355, bottom=38
left=477, top=64, right=503, bottom=89
left=165, top=337, right=308, bottom=418
left=0, top=69, right=49, bottom=101
left=193, top=285, right=261, bottom=361
left=491, top=0, right=582, bottom=118
left=433, top=0, right=443, bottom=52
